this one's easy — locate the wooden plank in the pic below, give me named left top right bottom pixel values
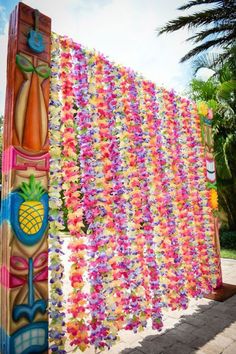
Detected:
left=205, top=283, right=236, bottom=302
left=0, top=3, right=51, bottom=353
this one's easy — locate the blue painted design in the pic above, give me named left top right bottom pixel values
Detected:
left=13, top=258, right=47, bottom=322
left=203, top=117, right=212, bottom=126
left=13, top=299, right=47, bottom=323
left=0, top=326, right=10, bottom=354
left=1, top=322, right=48, bottom=354
left=27, top=9, right=45, bottom=54
left=10, top=192, right=48, bottom=246
left=27, top=30, right=45, bottom=53
left=0, top=195, right=12, bottom=226
left=28, top=258, right=34, bottom=306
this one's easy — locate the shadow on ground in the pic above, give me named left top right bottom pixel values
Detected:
left=120, top=295, right=236, bottom=354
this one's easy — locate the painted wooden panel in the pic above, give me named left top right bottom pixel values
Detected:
left=0, top=3, right=51, bottom=353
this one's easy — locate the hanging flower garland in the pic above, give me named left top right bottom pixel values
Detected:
left=127, top=76, right=162, bottom=330
left=58, top=36, right=91, bottom=353
left=173, top=96, right=205, bottom=298
left=48, top=34, right=221, bottom=352
left=109, top=64, right=140, bottom=333
left=139, top=81, right=168, bottom=319
left=90, top=57, right=126, bottom=346
left=48, top=33, right=66, bottom=354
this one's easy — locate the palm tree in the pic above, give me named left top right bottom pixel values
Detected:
left=158, top=0, right=236, bottom=62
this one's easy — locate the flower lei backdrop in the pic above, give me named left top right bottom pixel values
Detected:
left=49, top=33, right=221, bottom=353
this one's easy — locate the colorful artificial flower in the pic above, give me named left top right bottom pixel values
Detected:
left=209, top=188, right=218, bottom=210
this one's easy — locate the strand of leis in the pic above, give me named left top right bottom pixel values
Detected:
left=148, top=87, right=177, bottom=306
left=159, top=89, right=190, bottom=309
left=140, top=82, right=186, bottom=321
left=139, top=83, right=170, bottom=313
left=156, top=92, right=191, bottom=299
left=127, top=75, right=162, bottom=330
left=59, top=36, right=89, bottom=351
left=186, top=102, right=219, bottom=291
left=84, top=52, right=114, bottom=350
left=99, top=59, right=131, bottom=344
left=163, top=93, right=193, bottom=308
left=174, top=95, right=204, bottom=303
left=173, top=92, right=212, bottom=303
left=139, top=81, right=169, bottom=319
left=63, top=40, right=91, bottom=352
left=175, top=97, right=209, bottom=298
left=111, top=65, right=140, bottom=331
left=118, top=68, right=150, bottom=332
left=153, top=88, right=187, bottom=308
left=71, top=45, right=100, bottom=350
left=178, top=99, right=212, bottom=295
left=48, top=33, right=66, bottom=354
left=178, top=100, right=212, bottom=294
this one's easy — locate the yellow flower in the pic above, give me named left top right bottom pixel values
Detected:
left=210, top=189, right=218, bottom=210
left=198, top=101, right=209, bottom=116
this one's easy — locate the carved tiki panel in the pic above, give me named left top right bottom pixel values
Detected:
left=0, top=3, right=51, bottom=354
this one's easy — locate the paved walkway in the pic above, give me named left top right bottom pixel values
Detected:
left=63, top=251, right=236, bottom=354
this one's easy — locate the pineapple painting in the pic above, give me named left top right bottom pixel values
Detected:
left=18, top=175, right=45, bottom=235
left=11, top=175, right=48, bottom=246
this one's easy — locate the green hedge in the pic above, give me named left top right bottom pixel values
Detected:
left=220, top=230, right=236, bottom=249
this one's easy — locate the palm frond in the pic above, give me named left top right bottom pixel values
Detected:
left=192, top=48, right=236, bottom=77
left=180, top=35, right=235, bottom=62
left=192, top=52, right=221, bottom=74
left=178, top=0, right=225, bottom=11
left=158, top=8, right=235, bottom=35
left=189, top=78, right=217, bottom=101
left=214, top=135, right=232, bottom=179
left=186, top=25, right=235, bottom=44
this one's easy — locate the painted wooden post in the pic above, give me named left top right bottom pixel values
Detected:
left=202, top=110, right=223, bottom=288
left=0, top=3, right=51, bottom=353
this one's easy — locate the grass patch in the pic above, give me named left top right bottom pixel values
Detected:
left=220, top=248, right=236, bottom=260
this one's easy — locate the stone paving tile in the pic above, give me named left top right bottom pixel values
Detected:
left=222, top=323, right=236, bottom=341
left=222, top=342, right=236, bottom=354
left=182, top=313, right=210, bottom=328
left=164, top=309, right=184, bottom=319
left=225, top=295, right=236, bottom=306
left=132, top=340, right=166, bottom=354
left=193, top=325, right=219, bottom=342
left=197, top=342, right=223, bottom=354
left=109, top=342, right=142, bottom=354
left=164, top=342, right=195, bottom=354
left=119, top=331, right=144, bottom=345
left=138, top=328, right=163, bottom=340
left=121, top=348, right=143, bottom=354
left=175, top=322, right=198, bottom=333
left=190, top=336, right=209, bottom=350
left=211, top=334, right=233, bottom=348
left=177, top=331, right=199, bottom=345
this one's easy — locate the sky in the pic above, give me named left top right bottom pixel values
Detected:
left=0, top=0, right=202, bottom=115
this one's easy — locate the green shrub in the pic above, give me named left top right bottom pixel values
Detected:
left=220, top=230, right=236, bottom=249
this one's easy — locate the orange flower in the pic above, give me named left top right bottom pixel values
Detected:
left=209, top=189, right=218, bottom=210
